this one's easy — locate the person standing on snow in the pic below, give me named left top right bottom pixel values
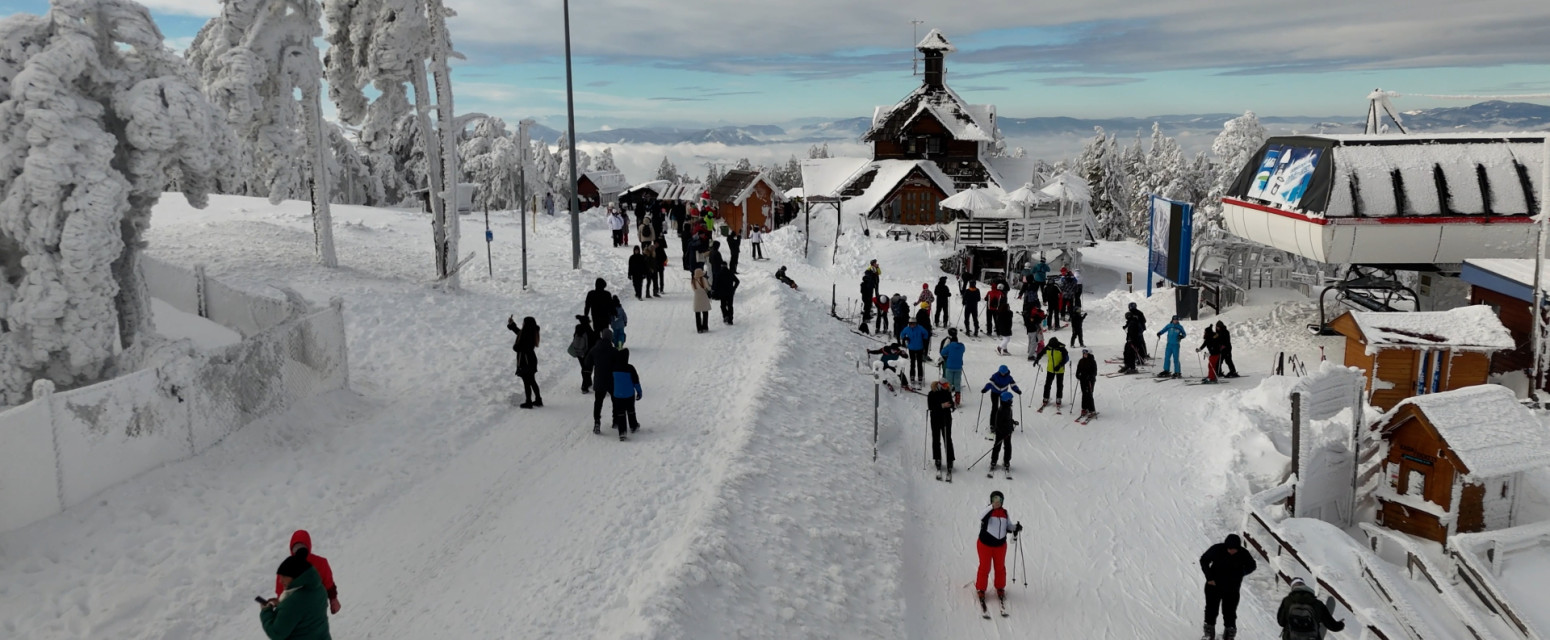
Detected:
left=1157, top=316, right=1187, bottom=379
left=1197, top=325, right=1222, bottom=384
left=1075, top=349, right=1097, bottom=419
left=567, top=315, right=597, bottom=394
left=980, top=365, right=1022, bottom=412
left=652, top=235, right=669, bottom=297
left=900, top=317, right=931, bottom=384
left=727, top=229, right=742, bottom=274
left=1030, top=257, right=1050, bottom=302
left=749, top=226, right=765, bottom=261
left=1024, top=302, right=1046, bottom=360
left=628, top=246, right=650, bottom=300
left=691, top=268, right=712, bottom=333
left=988, top=391, right=1018, bottom=474
left=584, top=278, right=615, bottom=336
left=610, top=349, right=643, bottom=441
left=890, top=293, right=910, bottom=344
left=608, top=208, right=627, bottom=247
left=609, top=296, right=628, bottom=348
left=873, top=293, right=891, bottom=335
left=985, top=283, right=1006, bottom=335
left=974, top=491, right=1024, bottom=612
left=585, top=328, right=617, bottom=434
left=926, top=380, right=956, bottom=478
left=508, top=315, right=543, bottom=409
left=1069, top=308, right=1087, bottom=348
left=934, top=277, right=953, bottom=327
left=1199, top=533, right=1257, bottom=640
left=939, top=329, right=966, bottom=405
left=1033, top=336, right=1069, bottom=410
left=917, top=283, right=936, bottom=328
left=275, top=531, right=340, bottom=615
left=1276, top=578, right=1346, bottom=640
left=993, top=300, right=1015, bottom=356
left=960, top=280, right=981, bottom=336
left=711, top=258, right=741, bottom=325
left=1041, top=278, right=1063, bottom=330
left=260, top=552, right=331, bottom=640
left=1215, top=321, right=1239, bottom=378
left=860, top=262, right=880, bottom=332
left=1125, top=302, right=1149, bottom=359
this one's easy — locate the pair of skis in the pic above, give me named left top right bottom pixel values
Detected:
left=1035, top=401, right=1062, bottom=415
left=979, top=591, right=1008, bottom=619
left=935, top=467, right=953, bottom=482
left=987, top=465, right=1012, bottom=480
left=1074, top=411, right=1098, bottom=425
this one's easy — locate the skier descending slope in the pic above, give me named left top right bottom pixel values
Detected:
left=974, top=491, right=1023, bottom=618
left=987, top=391, right=1017, bottom=477
left=1199, top=534, right=1257, bottom=640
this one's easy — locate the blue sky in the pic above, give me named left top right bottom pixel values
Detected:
left=4, top=0, right=1548, bottom=133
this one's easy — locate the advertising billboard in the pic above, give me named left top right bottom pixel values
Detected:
left=1248, top=144, right=1323, bottom=210
left=1147, top=196, right=1193, bottom=296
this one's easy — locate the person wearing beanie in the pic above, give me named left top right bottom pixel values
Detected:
left=917, top=283, right=935, bottom=327
left=890, top=293, right=910, bottom=344
left=584, top=278, right=615, bottom=335
left=984, top=283, right=1005, bottom=335
left=710, top=255, right=740, bottom=325
left=274, top=531, right=340, bottom=614
left=899, top=317, right=932, bottom=384
left=260, top=551, right=332, bottom=640
left=938, top=329, right=966, bottom=405
left=568, top=315, right=598, bottom=394
left=993, top=298, right=1015, bottom=356
left=1075, top=349, right=1098, bottom=420
left=610, top=348, right=643, bottom=441
left=1123, top=302, right=1149, bottom=371
left=585, top=328, right=618, bottom=434
left=860, top=263, right=880, bottom=332
left=926, top=380, right=957, bottom=479
left=988, top=391, right=1017, bottom=475
left=980, top=365, right=1022, bottom=413
left=1032, top=337, right=1069, bottom=412
left=934, top=276, right=953, bottom=327
left=974, top=491, right=1023, bottom=614
left=1199, top=533, right=1257, bottom=640
left=1157, top=316, right=1188, bottom=379
left=1277, top=577, right=1345, bottom=640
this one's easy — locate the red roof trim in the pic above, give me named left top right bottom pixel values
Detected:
left=1221, top=198, right=1535, bottom=226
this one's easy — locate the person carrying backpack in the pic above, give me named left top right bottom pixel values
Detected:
left=1276, top=577, right=1345, bottom=640
left=610, top=349, right=643, bottom=441
left=1199, top=533, right=1257, bottom=640
left=567, top=315, right=596, bottom=394
left=890, top=293, right=910, bottom=343
left=984, top=283, right=1005, bottom=335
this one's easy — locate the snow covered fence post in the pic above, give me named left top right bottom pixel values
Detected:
left=872, top=361, right=882, bottom=462
left=1290, top=391, right=1301, bottom=513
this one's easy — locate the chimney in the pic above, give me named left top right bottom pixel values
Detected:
left=915, top=29, right=956, bottom=91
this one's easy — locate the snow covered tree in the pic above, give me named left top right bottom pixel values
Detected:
left=734, top=157, right=753, bottom=172
left=654, top=156, right=679, bottom=182
left=807, top=143, right=830, bottom=159
left=460, top=116, right=523, bottom=210
left=1203, top=111, right=1266, bottom=232
left=1077, top=127, right=1128, bottom=240
left=551, top=133, right=590, bottom=203
left=327, top=122, right=377, bottom=205
left=187, top=0, right=338, bottom=267
left=593, top=147, right=618, bottom=173
left=0, top=0, right=233, bottom=404
left=770, top=155, right=802, bottom=191
left=533, top=138, right=560, bottom=200
left=704, top=162, right=723, bottom=187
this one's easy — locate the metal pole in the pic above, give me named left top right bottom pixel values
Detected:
left=1290, top=391, right=1302, bottom=514
left=563, top=0, right=581, bottom=269
left=1533, top=135, right=1550, bottom=400
left=804, top=199, right=810, bottom=258
left=874, top=373, right=881, bottom=462
left=484, top=203, right=493, bottom=278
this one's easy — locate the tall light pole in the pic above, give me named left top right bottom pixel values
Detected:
left=911, top=20, right=925, bottom=76
left=563, top=0, right=581, bottom=269
left=1532, top=134, right=1549, bottom=400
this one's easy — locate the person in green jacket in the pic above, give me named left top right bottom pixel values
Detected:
left=261, top=553, right=332, bottom=640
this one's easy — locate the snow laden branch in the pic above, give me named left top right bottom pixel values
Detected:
left=0, top=0, right=233, bottom=404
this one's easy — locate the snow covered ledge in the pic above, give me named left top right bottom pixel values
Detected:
left=0, top=260, right=349, bottom=534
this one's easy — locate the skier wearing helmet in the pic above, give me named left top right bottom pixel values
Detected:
left=988, top=391, right=1018, bottom=475
left=980, top=365, right=1022, bottom=412
left=974, top=491, right=1023, bottom=617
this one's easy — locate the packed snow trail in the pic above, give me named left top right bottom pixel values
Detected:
left=0, top=197, right=903, bottom=639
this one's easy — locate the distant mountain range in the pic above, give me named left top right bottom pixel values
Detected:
left=528, top=101, right=1550, bottom=147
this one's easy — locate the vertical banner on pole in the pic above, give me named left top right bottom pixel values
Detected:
left=1146, top=195, right=1195, bottom=297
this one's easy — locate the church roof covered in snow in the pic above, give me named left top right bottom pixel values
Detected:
left=1391, top=385, right=1550, bottom=477
left=916, top=28, right=956, bottom=52
left=1226, top=134, right=1545, bottom=218
left=865, top=85, right=999, bottom=145
left=837, top=160, right=958, bottom=215
left=1341, top=306, right=1514, bottom=353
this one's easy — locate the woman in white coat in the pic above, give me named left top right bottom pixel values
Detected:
left=691, top=268, right=712, bottom=333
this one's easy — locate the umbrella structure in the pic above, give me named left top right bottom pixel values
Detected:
left=1001, top=183, right=1056, bottom=217
left=1038, top=171, right=1091, bottom=203
left=940, top=187, right=1006, bottom=216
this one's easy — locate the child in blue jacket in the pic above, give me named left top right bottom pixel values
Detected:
left=611, top=349, right=643, bottom=440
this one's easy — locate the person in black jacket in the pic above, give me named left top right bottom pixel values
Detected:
left=508, top=316, right=542, bottom=408
left=1200, top=533, right=1257, bottom=640
left=933, top=277, right=953, bottom=327
left=727, top=230, right=742, bottom=274
left=1042, top=280, right=1063, bottom=330
left=988, top=391, right=1017, bottom=472
left=628, top=247, right=649, bottom=300
left=1075, top=349, right=1097, bottom=419
left=926, top=380, right=956, bottom=479
left=568, top=315, right=596, bottom=394
left=1069, top=309, right=1087, bottom=347
left=960, top=280, right=982, bottom=336
left=711, top=259, right=741, bottom=325
left=584, top=329, right=617, bottom=434
left=584, top=278, right=615, bottom=335
left=1277, top=578, right=1345, bottom=640
left=1120, top=302, right=1148, bottom=374
left=1197, top=325, right=1223, bottom=384
left=1215, top=321, right=1239, bottom=378
left=993, top=302, right=1015, bottom=356
left=861, top=262, right=880, bottom=331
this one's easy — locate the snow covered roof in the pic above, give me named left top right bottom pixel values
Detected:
left=897, top=99, right=994, bottom=143
left=1342, top=306, right=1514, bottom=352
left=1461, top=259, right=1550, bottom=303
left=800, top=157, right=871, bottom=198
left=864, top=84, right=1000, bottom=146
left=784, top=187, right=805, bottom=199
left=837, top=160, right=958, bottom=215
left=622, top=180, right=670, bottom=197
left=1392, top=385, right=1550, bottom=477
left=916, top=28, right=956, bottom=52
left=707, top=170, right=783, bottom=207
left=582, top=170, right=630, bottom=194
left=656, top=182, right=704, bottom=202
left=1226, top=134, right=1546, bottom=218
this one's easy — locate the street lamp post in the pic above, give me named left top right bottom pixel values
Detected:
left=563, top=0, right=581, bottom=269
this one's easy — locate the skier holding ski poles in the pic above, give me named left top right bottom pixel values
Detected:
left=987, top=392, right=1018, bottom=476
left=1157, top=316, right=1187, bottom=379
left=974, top=491, right=1023, bottom=618
left=980, top=365, right=1022, bottom=412
left=1075, top=349, right=1098, bottom=423
left=1032, top=337, right=1069, bottom=413
left=927, top=380, right=956, bottom=480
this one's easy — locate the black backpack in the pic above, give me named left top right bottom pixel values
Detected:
left=1284, top=598, right=1319, bottom=639
left=567, top=331, right=589, bottom=358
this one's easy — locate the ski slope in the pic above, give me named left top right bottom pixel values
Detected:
left=0, top=196, right=1333, bottom=638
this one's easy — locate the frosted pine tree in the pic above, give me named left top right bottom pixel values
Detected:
left=593, top=147, right=619, bottom=173
left=0, top=0, right=232, bottom=403
left=654, top=156, right=679, bottom=182
left=1205, top=111, right=1266, bottom=229
left=460, top=116, right=520, bottom=210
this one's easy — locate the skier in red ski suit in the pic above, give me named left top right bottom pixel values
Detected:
left=975, top=491, right=1023, bottom=604
left=276, top=530, right=341, bottom=614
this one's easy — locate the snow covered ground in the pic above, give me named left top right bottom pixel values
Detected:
left=0, top=195, right=1349, bottom=638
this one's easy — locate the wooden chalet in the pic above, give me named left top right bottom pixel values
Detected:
left=1331, top=306, right=1514, bottom=411
left=1375, top=385, right=1550, bottom=543
left=577, top=170, right=629, bottom=211
left=706, top=169, right=783, bottom=233
left=862, top=29, right=1006, bottom=193
left=1460, top=259, right=1550, bottom=393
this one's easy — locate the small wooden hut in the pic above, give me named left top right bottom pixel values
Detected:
left=1376, top=385, right=1550, bottom=544
left=577, top=170, right=629, bottom=211
left=707, top=169, right=783, bottom=233
left=1330, top=306, right=1513, bottom=410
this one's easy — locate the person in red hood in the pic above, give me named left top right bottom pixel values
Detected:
left=276, top=530, right=341, bottom=614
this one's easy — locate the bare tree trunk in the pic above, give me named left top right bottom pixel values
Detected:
left=428, top=0, right=460, bottom=289
left=411, top=62, right=448, bottom=280
left=303, top=75, right=338, bottom=267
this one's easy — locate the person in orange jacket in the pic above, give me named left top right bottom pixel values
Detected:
left=276, top=530, right=341, bottom=615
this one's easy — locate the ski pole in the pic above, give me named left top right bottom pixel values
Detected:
left=975, top=391, right=984, bottom=433
left=1018, top=396, right=1025, bottom=433
left=924, top=411, right=931, bottom=472
left=966, top=443, right=996, bottom=470
left=1019, top=534, right=1028, bottom=590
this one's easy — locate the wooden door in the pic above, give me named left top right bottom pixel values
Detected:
left=898, top=186, right=938, bottom=225
left=1458, top=483, right=1486, bottom=533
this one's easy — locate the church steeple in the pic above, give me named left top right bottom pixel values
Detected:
left=915, top=29, right=956, bottom=90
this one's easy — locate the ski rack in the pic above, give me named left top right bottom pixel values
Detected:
left=1309, top=266, right=1420, bottom=335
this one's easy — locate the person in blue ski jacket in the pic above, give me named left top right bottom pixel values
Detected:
left=611, top=349, right=643, bottom=440
left=1157, top=316, right=1187, bottom=379
left=1029, top=258, right=1050, bottom=304
left=939, top=328, right=967, bottom=405
left=609, top=296, right=628, bottom=348
left=900, top=317, right=932, bottom=384
left=980, top=365, right=1022, bottom=411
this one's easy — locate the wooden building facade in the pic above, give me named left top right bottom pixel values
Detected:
left=1330, top=306, right=1513, bottom=411
left=1376, top=385, right=1550, bottom=544
left=1460, top=259, right=1549, bottom=393
left=706, top=170, right=783, bottom=233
